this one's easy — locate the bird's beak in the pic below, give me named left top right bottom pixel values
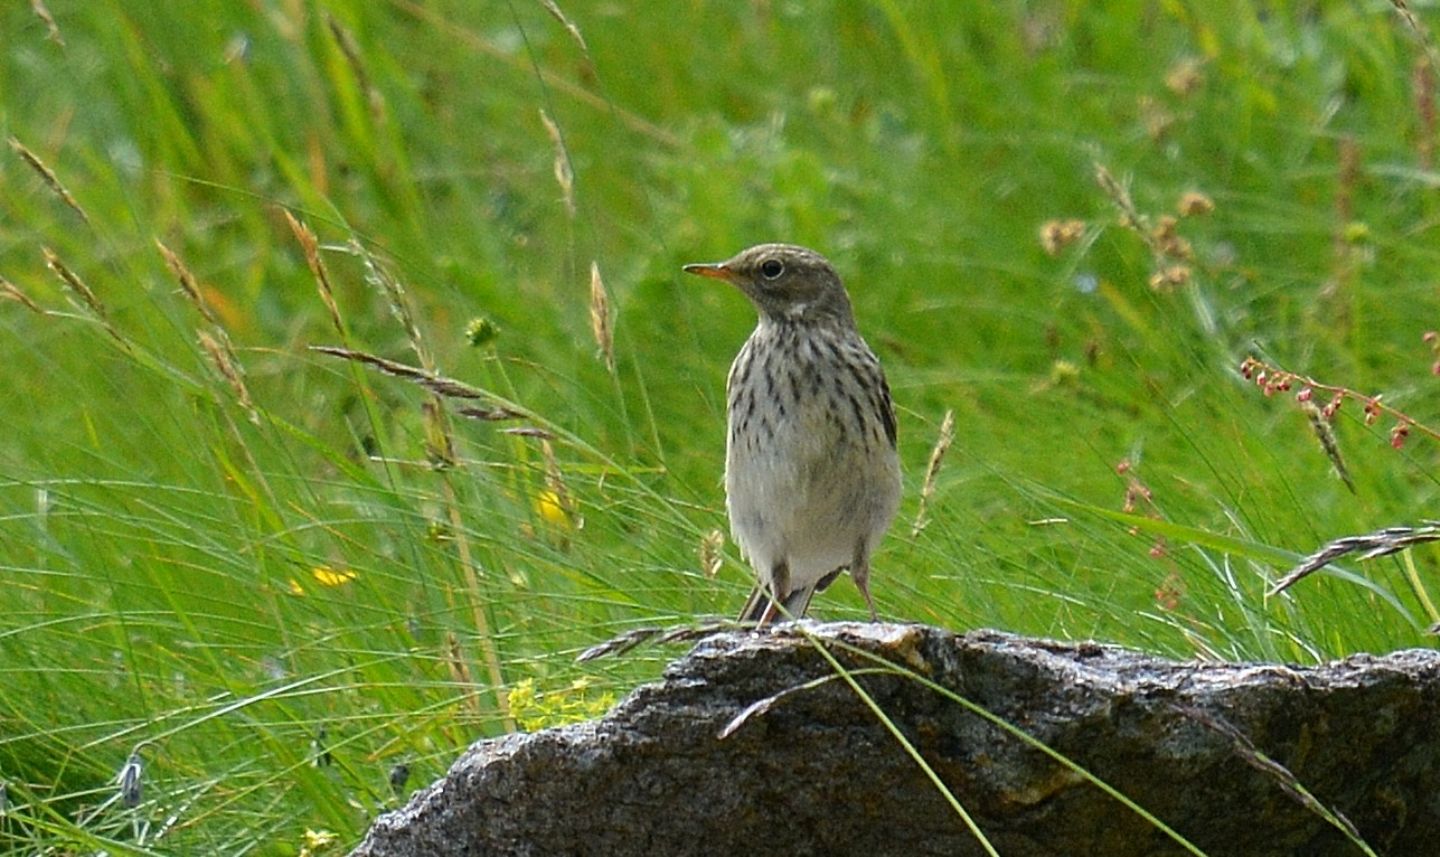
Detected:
left=682, top=262, right=738, bottom=283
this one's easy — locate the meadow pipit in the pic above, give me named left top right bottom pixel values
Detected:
left=684, top=244, right=902, bottom=626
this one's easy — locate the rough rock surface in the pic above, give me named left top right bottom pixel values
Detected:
left=350, top=623, right=1440, bottom=857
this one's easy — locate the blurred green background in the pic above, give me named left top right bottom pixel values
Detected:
left=3, top=0, right=1439, bottom=852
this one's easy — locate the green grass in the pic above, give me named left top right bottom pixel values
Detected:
left=3, top=0, right=1439, bottom=852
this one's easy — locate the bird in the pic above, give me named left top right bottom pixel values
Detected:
left=683, top=244, right=901, bottom=626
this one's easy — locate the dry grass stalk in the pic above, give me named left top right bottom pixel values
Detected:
left=576, top=620, right=739, bottom=663
left=588, top=260, right=614, bottom=372
left=699, top=529, right=725, bottom=579
left=539, top=0, right=588, bottom=53
left=1334, top=136, right=1360, bottom=229
left=444, top=493, right=514, bottom=729
left=1093, top=162, right=1143, bottom=227
left=326, top=13, right=386, bottom=121
left=155, top=239, right=218, bottom=326
left=540, top=109, right=576, bottom=218
left=413, top=343, right=505, bottom=725
left=1176, top=705, right=1364, bottom=842
left=1391, top=1, right=1440, bottom=73
left=443, top=630, right=481, bottom=717
left=1269, top=522, right=1440, bottom=595
left=198, top=329, right=259, bottom=424
left=311, top=346, right=539, bottom=451
left=1327, top=136, right=1362, bottom=313
left=29, top=0, right=64, bottom=45
left=312, top=345, right=486, bottom=399
left=285, top=212, right=346, bottom=336
left=351, top=243, right=458, bottom=483
left=354, top=240, right=431, bottom=367
left=458, top=405, right=525, bottom=421
left=1, top=275, right=43, bottom=314
left=157, top=240, right=259, bottom=422
left=42, top=246, right=104, bottom=317
left=912, top=409, right=955, bottom=537
left=43, top=247, right=132, bottom=349
left=1093, top=161, right=1198, bottom=290
left=1298, top=396, right=1354, bottom=493
left=421, top=398, right=456, bottom=467
left=10, top=137, right=88, bottom=223
left=1416, top=57, right=1436, bottom=170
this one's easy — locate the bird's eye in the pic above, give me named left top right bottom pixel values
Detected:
left=760, top=258, right=784, bottom=280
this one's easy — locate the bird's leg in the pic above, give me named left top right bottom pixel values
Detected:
left=780, top=583, right=817, bottom=619
left=757, top=599, right=780, bottom=627
left=851, top=542, right=878, bottom=622
left=758, top=559, right=790, bottom=627
left=738, top=559, right=792, bottom=626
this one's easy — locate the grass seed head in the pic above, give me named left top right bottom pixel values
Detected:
left=540, top=109, right=576, bottom=218
left=1039, top=219, right=1085, bottom=255
left=9, top=136, right=89, bottom=223
left=1177, top=190, right=1215, bottom=216
left=588, top=261, right=614, bottom=372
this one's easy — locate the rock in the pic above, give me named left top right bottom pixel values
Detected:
left=349, top=623, right=1440, bottom=857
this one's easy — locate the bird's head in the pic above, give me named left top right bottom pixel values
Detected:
left=683, top=243, right=854, bottom=325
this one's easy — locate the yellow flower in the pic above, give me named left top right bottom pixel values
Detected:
left=508, top=676, right=615, bottom=732
left=311, top=566, right=358, bottom=587
left=299, top=828, right=339, bottom=856
left=534, top=489, right=571, bottom=527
